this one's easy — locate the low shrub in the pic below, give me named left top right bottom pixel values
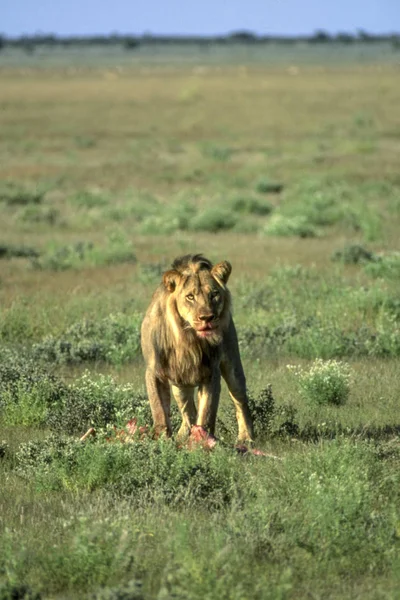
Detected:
left=288, top=358, right=352, bottom=406
left=0, top=350, right=150, bottom=432
left=137, top=262, right=166, bottom=283
left=190, top=207, right=237, bottom=233
left=33, top=313, right=142, bottom=366
left=0, top=583, right=42, bottom=600
left=363, top=252, right=400, bottom=279
left=263, top=215, right=318, bottom=238
left=219, top=385, right=299, bottom=442
left=201, top=143, right=233, bottom=162
left=17, top=205, right=61, bottom=226
left=0, top=188, right=44, bottom=206
left=0, top=349, right=66, bottom=426
left=68, top=190, right=109, bottom=208
left=231, top=195, right=273, bottom=216
left=138, top=201, right=196, bottom=234
left=15, top=435, right=248, bottom=507
left=255, top=178, right=283, bottom=194
left=331, top=244, right=377, bottom=264
left=0, top=245, right=39, bottom=259
left=31, top=235, right=136, bottom=271
left=47, top=371, right=151, bottom=435
left=91, top=580, right=144, bottom=600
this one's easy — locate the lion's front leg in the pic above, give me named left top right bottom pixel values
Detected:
left=171, top=385, right=197, bottom=440
left=221, top=359, right=254, bottom=443
left=196, top=370, right=221, bottom=435
left=145, top=369, right=172, bottom=437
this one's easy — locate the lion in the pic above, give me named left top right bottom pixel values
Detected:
left=141, top=254, right=254, bottom=443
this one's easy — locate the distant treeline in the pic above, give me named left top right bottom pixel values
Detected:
left=1, top=30, right=400, bottom=51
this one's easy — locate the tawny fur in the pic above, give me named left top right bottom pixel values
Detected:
left=141, top=254, right=254, bottom=442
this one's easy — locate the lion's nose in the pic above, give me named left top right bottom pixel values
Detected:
left=199, top=314, right=215, bottom=323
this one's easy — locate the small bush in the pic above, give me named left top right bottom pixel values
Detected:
left=0, top=349, right=67, bottom=426
left=137, top=262, right=166, bottom=283
left=16, top=436, right=247, bottom=507
left=0, top=188, right=44, bottom=206
left=363, top=252, right=400, bottom=279
left=91, top=580, right=144, bottom=600
left=263, top=215, right=318, bottom=238
left=288, top=359, right=352, bottom=406
left=17, top=205, right=61, bottom=226
left=33, top=313, right=142, bottom=365
left=238, top=321, right=300, bottom=357
left=138, top=201, right=196, bottom=235
left=0, top=583, right=41, bottom=600
left=0, top=440, right=9, bottom=459
left=31, top=235, right=136, bottom=271
left=47, top=371, right=151, bottom=435
left=0, top=245, right=39, bottom=259
left=201, top=143, right=233, bottom=162
left=68, top=190, right=109, bottom=208
left=331, top=244, right=377, bottom=264
left=0, top=350, right=150, bottom=433
left=255, top=178, right=283, bottom=194
left=231, top=195, right=273, bottom=216
left=219, top=385, right=299, bottom=442
left=190, top=207, right=237, bottom=233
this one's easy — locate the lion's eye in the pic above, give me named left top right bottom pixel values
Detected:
left=211, top=291, right=219, bottom=299
left=186, top=294, right=194, bottom=301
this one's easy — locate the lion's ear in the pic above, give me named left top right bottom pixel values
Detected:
left=163, top=269, right=180, bottom=292
left=212, top=261, right=232, bottom=285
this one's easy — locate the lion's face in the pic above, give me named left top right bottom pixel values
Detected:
left=163, top=260, right=231, bottom=345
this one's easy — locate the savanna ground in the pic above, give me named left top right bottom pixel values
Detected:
left=0, top=45, right=400, bottom=599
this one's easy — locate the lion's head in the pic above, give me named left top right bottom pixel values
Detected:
left=162, top=254, right=232, bottom=346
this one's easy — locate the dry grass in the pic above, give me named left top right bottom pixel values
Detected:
left=1, top=59, right=400, bottom=599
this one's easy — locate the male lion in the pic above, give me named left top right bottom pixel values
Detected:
left=141, top=254, right=254, bottom=443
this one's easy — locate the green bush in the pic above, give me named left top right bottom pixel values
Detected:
left=137, top=262, right=166, bottom=283
left=263, top=215, right=318, bottom=238
left=31, top=235, right=136, bottom=271
left=91, top=580, right=144, bottom=600
left=33, top=313, right=142, bottom=365
left=16, top=436, right=248, bottom=507
left=17, top=205, right=61, bottom=226
left=47, top=371, right=151, bottom=435
left=0, top=583, right=41, bottom=600
left=0, top=188, right=44, bottom=206
left=138, top=201, right=196, bottom=234
left=68, top=190, right=109, bottom=208
left=231, top=195, right=273, bottom=216
left=364, top=252, right=400, bottom=279
left=201, top=143, right=233, bottom=162
left=0, top=245, right=39, bottom=259
left=255, top=178, right=283, bottom=194
left=190, top=207, right=237, bottom=233
left=219, top=385, right=299, bottom=443
left=288, top=358, right=352, bottom=406
left=0, top=349, right=66, bottom=426
left=331, top=243, right=377, bottom=264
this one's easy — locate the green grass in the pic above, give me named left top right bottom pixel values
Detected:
left=0, top=55, right=400, bottom=599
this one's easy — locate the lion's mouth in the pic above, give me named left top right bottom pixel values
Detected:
left=195, top=323, right=219, bottom=337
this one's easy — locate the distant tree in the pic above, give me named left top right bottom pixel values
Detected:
left=336, top=32, right=355, bottom=44
left=227, top=30, right=258, bottom=44
left=0, top=35, right=5, bottom=51
left=357, top=29, right=373, bottom=42
left=20, top=36, right=35, bottom=54
left=392, top=36, right=400, bottom=51
left=310, top=30, right=331, bottom=43
left=123, top=37, right=140, bottom=50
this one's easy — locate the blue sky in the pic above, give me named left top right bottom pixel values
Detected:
left=2, top=0, right=399, bottom=37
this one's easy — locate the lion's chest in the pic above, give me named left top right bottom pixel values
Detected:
left=161, top=345, right=220, bottom=387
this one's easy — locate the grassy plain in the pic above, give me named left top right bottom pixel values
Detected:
left=0, top=49, right=400, bottom=599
